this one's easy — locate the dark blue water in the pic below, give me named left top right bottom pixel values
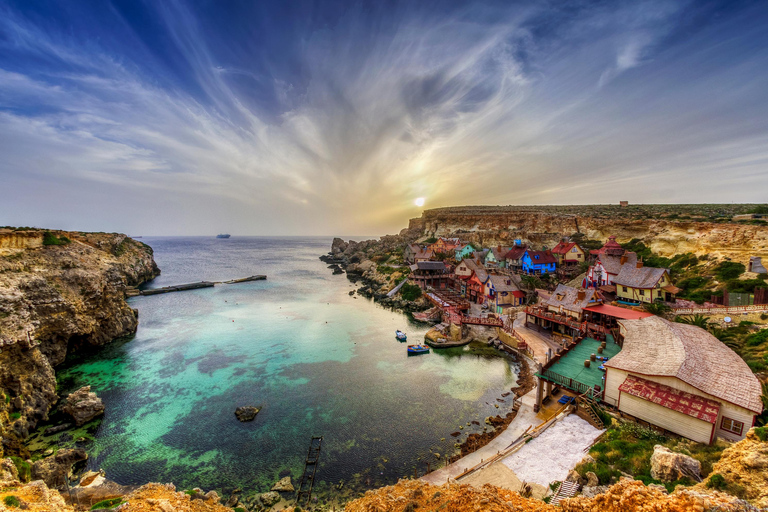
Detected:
left=57, top=237, right=518, bottom=503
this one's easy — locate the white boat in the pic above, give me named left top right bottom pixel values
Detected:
left=395, top=330, right=407, bottom=341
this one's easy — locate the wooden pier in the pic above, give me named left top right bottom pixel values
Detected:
left=296, top=436, right=323, bottom=507
left=129, top=275, right=267, bottom=296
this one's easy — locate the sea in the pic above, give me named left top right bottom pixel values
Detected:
left=55, top=236, right=519, bottom=505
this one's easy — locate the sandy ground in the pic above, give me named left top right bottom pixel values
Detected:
left=501, top=414, right=603, bottom=487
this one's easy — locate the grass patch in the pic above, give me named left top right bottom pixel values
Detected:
left=3, top=496, right=20, bottom=508
left=9, top=412, right=21, bottom=420
left=90, top=498, right=123, bottom=510
left=9, top=457, right=30, bottom=482
left=753, top=426, right=768, bottom=441
left=42, top=231, right=70, bottom=246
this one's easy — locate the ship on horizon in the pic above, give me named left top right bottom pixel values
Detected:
left=216, top=233, right=231, bottom=238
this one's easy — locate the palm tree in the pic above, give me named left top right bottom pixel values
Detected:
left=521, top=274, right=542, bottom=291
left=674, top=313, right=712, bottom=329
left=708, top=326, right=741, bottom=350
left=644, top=302, right=671, bottom=316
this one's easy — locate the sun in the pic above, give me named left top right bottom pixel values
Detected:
left=414, top=197, right=425, bottom=207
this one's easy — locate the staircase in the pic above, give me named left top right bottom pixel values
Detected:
left=576, top=394, right=605, bottom=430
left=295, top=436, right=323, bottom=506
left=550, top=481, right=580, bottom=505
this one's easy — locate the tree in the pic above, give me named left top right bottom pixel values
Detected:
left=521, top=274, right=543, bottom=291
left=707, top=326, right=740, bottom=350
left=643, top=302, right=671, bottom=316
left=674, top=314, right=712, bottom=329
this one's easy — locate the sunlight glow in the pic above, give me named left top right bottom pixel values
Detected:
left=414, top=197, right=425, bottom=207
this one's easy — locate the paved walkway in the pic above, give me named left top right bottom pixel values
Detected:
left=512, top=311, right=561, bottom=364
left=420, top=390, right=543, bottom=485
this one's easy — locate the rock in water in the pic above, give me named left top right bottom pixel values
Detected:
left=31, top=448, right=88, bottom=488
left=259, top=491, right=280, bottom=506
left=60, top=386, right=105, bottom=426
left=234, top=406, right=261, bottom=422
left=650, top=444, right=702, bottom=482
left=271, top=476, right=295, bottom=492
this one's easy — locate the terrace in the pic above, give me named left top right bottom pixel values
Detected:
left=536, top=337, right=622, bottom=401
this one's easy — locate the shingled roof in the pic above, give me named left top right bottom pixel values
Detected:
left=614, top=264, right=669, bottom=289
left=607, top=317, right=763, bottom=413
left=545, top=284, right=599, bottom=314
left=488, top=274, right=520, bottom=293
left=598, top=252, right=637, bottom=275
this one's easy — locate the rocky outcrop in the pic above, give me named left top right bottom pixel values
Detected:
left=60, top=386, right=104, bottom=426
left=650, top=445, right=702, bottom=482
left=271, top=476, right=294, bottom=492
left=259, top=490, right=281, bottom=506
left=234, top=406, right=260, bottom=422
left=698, top=427, right=768, bottom=508
left=0, top=457, right=19, bottom=485
left=31, top=448, right=87, bottom=489
left=0, top=479, right=74, bottom=512
left=0, top=230, right=159, bottom=457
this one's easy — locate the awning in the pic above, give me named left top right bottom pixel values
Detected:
left=512, top=291, right=527, bottom=299
left=663, top=285, right=682, bottom=294
left=583, top=304, right=654, bottom=320
left=599, top=285, right=617, bottom=293
left=619, top=375, right=720, bottom=424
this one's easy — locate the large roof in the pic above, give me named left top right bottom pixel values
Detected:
left=614, top=264, right=668, bottom=289
left=505, top=246, right=527, bottom=260
left=606, top=317, right=762, bottom=413
left=410, top=261, right=446, bottom=271
left=545, top=284, right=599, bottom=314
left=591, top=236, right=626, bottom=257
left=488, top=274, right=520, bottom=292
left=525, top=250, right=557, bottom=265
left=619, top=375, right=721, bottom=424
left=599, top=252, right=637, bottom=275
left=583, top=304, right=654, bottom=320
left=551, top=241, right=578, bottom=255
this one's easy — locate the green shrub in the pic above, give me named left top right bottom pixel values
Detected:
left=90, top=498, right=123, bottom=510
left=10, top=456, right=31, bottom=482
left=746, top=329, right=768, bottom=347
left=715, top=261, right=745, bottom=281
left=9, top=411, right=20, bottom=420
left=423, top=237, right=438, bottom=244
left=706, top=473, right=726, bottom=490
left=3, top=496, right=20, bottom=508
left=235, top=508, right=248, bottom=512
left=400, top=283, right=422, bottom=301
left=42, top=231, right=70, bottom=246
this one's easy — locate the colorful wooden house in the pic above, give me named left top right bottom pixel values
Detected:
left=427, top=237, right=462, bottom=255
left=485, top=246, right=511, bottom=267
left=504, top=246, right=527, bottom=272
left=485, top=274, right=525, bottom=313
left=613, top=261, right=678, bottom=304
left=404, top=244, right=433, bottom=264
left=551, top=240, right=586, bottom=267
left=454, top=244, right=476, bottom=262
left=585, top=252, right=637, bottom=289
left=521, top=250, right=557, bottom=275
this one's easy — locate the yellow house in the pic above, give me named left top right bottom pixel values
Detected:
left=551, top=240, right=586, bottom=267
left=614, top=261, right=678, bottom=303
left=604, top=317, right=762, bottom=444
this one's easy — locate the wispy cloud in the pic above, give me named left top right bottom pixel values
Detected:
left=0, top=0, right=767, bottom=235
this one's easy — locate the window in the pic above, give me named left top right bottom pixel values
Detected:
left=622, top=286, right=628, bottom=292
left=721, top=417, right=744, bottom=436
left=639, top=290, right=645, bottom=296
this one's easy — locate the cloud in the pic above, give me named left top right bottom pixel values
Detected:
left=0, top=1, right=767, bottom=235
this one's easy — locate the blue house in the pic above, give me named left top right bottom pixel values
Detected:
left=521, top=250, right=557, bottom=275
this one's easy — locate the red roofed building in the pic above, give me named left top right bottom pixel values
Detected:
left=551, top=240, right=586, bottom=267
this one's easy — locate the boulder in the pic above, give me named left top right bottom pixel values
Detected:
left=31, top=448, right=88, bottom=488
left=234, top=406, right=261, bottom=422
left=565, top=469, right=584, bottom=485
left=0, top=458, right=19, bottom=485
left=260, top=491, right=280, bottom=506
left=650, top=445, right=702, bottom=482
left=60, top=386, right=104, bottom=426
left=580, top=485, right=610, bottom=498
left=271, top=476, right=294, bottom=492
left=585, top=471, right=599, bottom=487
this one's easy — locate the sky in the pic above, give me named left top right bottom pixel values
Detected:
left=1, top=0, right=767, bottom=236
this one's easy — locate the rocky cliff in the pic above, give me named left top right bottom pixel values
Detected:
left=0, top=230, right=159, bottom=457
left=418, top=205, right=768, bottom=260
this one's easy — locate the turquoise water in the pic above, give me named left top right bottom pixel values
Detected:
left=56, top=237, right=518, bottom=501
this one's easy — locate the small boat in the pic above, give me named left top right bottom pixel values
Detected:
left=395, top=330, right=407, bottom=341
left=216, top=234, right=231, bottom=238
left=407, top=344, right=430, bottom=355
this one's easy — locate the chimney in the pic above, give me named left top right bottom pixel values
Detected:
left=577, top=289, right=586, bottom=301
left=620, top=255, right=627, bottom=265
left=637, top=260, right=643, bottom=268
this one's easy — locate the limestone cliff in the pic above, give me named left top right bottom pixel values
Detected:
left=0, top=230, right=159, bottom=457
left=418, top=205, right=768, bottom=260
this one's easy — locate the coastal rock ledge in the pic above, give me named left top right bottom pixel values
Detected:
left=60, top=386, right=105, bottom=426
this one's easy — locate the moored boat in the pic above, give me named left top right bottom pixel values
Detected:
left=407, top=344, right=430, bottom=355
left=216, top=234, right=231, bottom=238
left=395, top=330, right=407, bottom=341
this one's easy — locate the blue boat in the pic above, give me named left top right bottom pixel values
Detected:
left=395, top=330, right=407, bottom=341
left=216, top=234, right=231, bottom=238
left=407, top=344, right=430, bottom=355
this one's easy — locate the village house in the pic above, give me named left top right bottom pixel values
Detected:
left=521, top=249, right=557, bottom=275
left=454, top=243, right=476, bottom=262
left=485, top=246, right=511, bottom=268
left=485, top=274, right=525, bottom=313
left=613, top=260, right=679, bottom=304
left=604, top=316, right=762, bottom=444
left=426, top=237, right=462, bottom=255
left=585, top=251, right=637, bottom=289
left=408, top=261, right=451, bottom=290
left=404, top=244, right=433, bottom=264
left=504, top=245, right=527, bottom=272
left=551, top=240, right=586, bottom=267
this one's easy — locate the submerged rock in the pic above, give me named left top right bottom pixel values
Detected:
left=60, top=386, right=105, bottom=426
left=260, top=491, right=281, bottom=506
left=31, top=448, right=87, bottom=488
left=234, top=406, right=261, bottom=422
left=271, top=476, right=294, bottom=492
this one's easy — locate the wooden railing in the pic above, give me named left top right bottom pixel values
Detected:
left=671, top=304, right=768, bottom=315
left=539, top=369, right=595, bottom=399
left=525, top=307, right=609, bottom=335
left=462, top=315, right=504, bottom=327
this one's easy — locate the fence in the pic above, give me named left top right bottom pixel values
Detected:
left=539, top=369, right=595, bottom=399
left=672, top=304, right=768, bottom=315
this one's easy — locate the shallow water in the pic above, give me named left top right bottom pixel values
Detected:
left=56, top=236, right=518, bottom=502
